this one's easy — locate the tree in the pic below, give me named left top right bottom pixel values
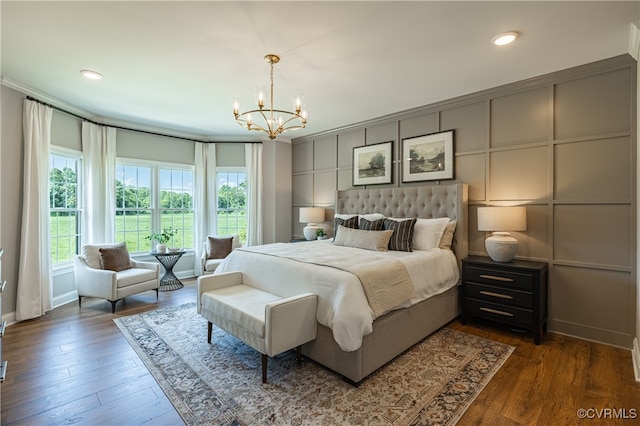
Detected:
left=49, top=166, right=77, bottom=211
left=369, top=153, right=386, bottom=170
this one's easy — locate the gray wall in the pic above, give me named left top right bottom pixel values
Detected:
left=0, top=84, right=292, bottom=317
left=291, top=54, right=637, bottom=348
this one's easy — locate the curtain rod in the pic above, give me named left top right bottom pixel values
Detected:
left=25, top=96, right=261, bottom=144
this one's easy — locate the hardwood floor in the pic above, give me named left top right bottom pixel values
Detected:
left=2, top=280, right=639, bottom=425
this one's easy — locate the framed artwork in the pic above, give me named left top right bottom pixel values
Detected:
left=402, top=130, right=454, bottom=182
left=352, top=141, right=393, bottom=186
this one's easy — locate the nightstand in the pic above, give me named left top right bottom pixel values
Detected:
left=461, top=255, right=548, bottom=344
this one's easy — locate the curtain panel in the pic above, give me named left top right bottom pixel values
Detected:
left=82, top=122, right=116, bottom=244
left=193, top=142, right=217, bottom=274
left=16, top=99, right=53, bottom=321
left=245, top=143, right=263, bottom=246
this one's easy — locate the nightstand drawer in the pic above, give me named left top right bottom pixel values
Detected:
left=465, top=298, right=532, bottom=328
left=465, top=282, right=532, bottom=309
left=464, top=265, right=533, bottom=290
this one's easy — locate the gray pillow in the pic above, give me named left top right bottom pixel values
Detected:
left=333, top=225, right=393, bottom=251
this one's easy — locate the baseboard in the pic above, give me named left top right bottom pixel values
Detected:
left=633, top=338, right=640, bottom=382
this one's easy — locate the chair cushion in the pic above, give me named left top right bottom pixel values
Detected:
left=208, top=236, right=233, bottom=260
left=99, top=242, right=132, bottom=272
left=116, top=268, right=158, bottom=288
left=201, top=285, right=281, bottom=337
left=204, top=258, right=225, bottom=272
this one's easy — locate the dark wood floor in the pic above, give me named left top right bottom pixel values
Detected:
left=2, top=279, right=639, bottom=425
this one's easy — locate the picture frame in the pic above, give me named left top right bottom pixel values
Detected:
left=402, top=130, right=454, bottom=182
left=352, top=141, right=393, bottom=186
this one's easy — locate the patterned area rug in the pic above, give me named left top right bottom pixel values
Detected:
left=114, top=303, right=513, bottom=425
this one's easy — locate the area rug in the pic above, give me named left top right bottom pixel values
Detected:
left=114, top=303, right=513, bottom=425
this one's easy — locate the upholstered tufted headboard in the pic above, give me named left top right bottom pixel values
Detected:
left=336, top=183, right=468, bottom=268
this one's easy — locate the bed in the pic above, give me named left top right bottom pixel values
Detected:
left=215, top=183, right=468, bottom=384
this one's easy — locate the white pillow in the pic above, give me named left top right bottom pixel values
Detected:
left=333, top=225, right=393, bottom=251
left=334, top=213, right=385, bottom=222
left=82, top=243, right=120, bottom=269
left=412, top=217, right=451, bottom=250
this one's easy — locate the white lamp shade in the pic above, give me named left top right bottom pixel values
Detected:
left=299, top=207, right=325, bottom=224
left=477, top=206, right=527, bottom=232
left=478, top=206, right=526, bottom=262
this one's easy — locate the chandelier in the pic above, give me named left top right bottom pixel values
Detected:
left=233, top=54, right=308, bottom=140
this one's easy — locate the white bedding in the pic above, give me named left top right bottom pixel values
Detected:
left=214, top=240, right=460, bottom=352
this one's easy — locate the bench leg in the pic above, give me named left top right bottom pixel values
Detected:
left=207, top=322, right=213, bottom=343
left=262, top=354, right=268, bottom=384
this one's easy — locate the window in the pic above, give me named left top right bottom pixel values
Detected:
left=115, top=164, right=152, bottom=252
left=159, top=168, right=194, bottom=249
left=115, top=162, right=194, bottom=252
left=217, top=170, right=247, bottom=243
left=49, top=152, right=81, bottom=266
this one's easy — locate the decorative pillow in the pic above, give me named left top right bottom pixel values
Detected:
left=359, top=218, right=385, bottom=231
left=438, top=221, right=457, bottom=250
left=208, top=236, right=233, bottom=259
left=384, top=218, right=417, bottom=252
left=334, top=215, right=359, bottom=238
left=412, top=217, right=451, bottom=250
left=333, top=225, right=393, bottom=251
left=98, top=242, right=132, bottom=272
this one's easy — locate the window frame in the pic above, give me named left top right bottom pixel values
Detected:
left=115, top=158, right=194, bottom=254
left=215, top=166, right=248, bottom=244
left=49, top=146, right=83, bottom=269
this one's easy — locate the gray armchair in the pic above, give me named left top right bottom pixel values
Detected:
left=73, top=243, right=160, bottom=313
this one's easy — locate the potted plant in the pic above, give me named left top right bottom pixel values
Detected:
left=316, top=228, right=328, bottom=240
left=146, top=228, right=178, bottom=253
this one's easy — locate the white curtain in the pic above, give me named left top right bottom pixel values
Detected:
left=82, top=122, right=116, bottom=243
left=193, top=142, right=217, bottom=274
left=16, top=99, right=53, bottom=321
left=245, top=143, right=263, bottom=246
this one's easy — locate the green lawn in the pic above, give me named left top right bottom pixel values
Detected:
left=50, top=212, right=246, bottom=264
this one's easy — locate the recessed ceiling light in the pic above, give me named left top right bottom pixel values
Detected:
left=81, top=70, right=103, bottom=80
left=491, top=32, right=519, bottom=46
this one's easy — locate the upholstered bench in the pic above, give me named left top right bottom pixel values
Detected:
left=197, top=271, right=317, bottom=383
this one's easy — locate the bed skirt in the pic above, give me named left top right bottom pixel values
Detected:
left=301, top=283, right=461, bottom=384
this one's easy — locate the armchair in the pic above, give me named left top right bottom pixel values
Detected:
left=73, top=243, right=160, bottom=313
left=200, top=234, right=241, bottom=275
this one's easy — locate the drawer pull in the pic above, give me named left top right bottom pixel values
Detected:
left=480, top=290, right=513, bottom=300
left=480, top=307, right=514, bottom=317
left=479, top=274, right=514, bottom=282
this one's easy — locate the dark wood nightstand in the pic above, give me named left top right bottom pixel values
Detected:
left=461, top=255, right=548, bottom=344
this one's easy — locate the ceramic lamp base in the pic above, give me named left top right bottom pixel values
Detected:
left=303, top=224, right=320, bottom=241
left=485, top=232, right=518, bottom=262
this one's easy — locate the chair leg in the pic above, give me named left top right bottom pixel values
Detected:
left=155, top=288, right=159, bottom=299
left=296, top=346, right=302, bottom=365
left=110, top=300, right=118, bottom=313
left=78, top=296, right=82, bottom=309
left=262, top=354, right=268, bottom=384
left=207, top=322, right=213, bottom=343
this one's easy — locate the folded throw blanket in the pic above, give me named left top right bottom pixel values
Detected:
left=236, top=243, right=416, bottom=318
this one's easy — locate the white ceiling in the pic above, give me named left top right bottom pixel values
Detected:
left=1, top=1, right=638, bottom=142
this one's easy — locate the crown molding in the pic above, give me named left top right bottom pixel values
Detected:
left=1, top=77, right=256, bottom=143
left=2, top=76, right=99, bottom=120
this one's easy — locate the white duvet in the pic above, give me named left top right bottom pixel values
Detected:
left=214, top=240, right=460, bottom=352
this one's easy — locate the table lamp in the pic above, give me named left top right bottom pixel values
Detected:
left=300, top=207, right=325, bottom=240
left=477, top=206, right=527, bottom=262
